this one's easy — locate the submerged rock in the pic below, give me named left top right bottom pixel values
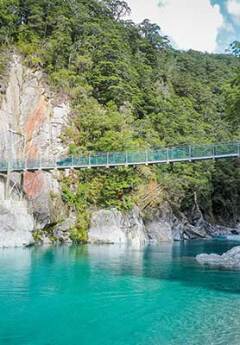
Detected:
left=196, top=246, right=240, bottom=269
left=0, top=201, right=34, bottom=248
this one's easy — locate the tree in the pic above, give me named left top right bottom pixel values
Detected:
left=103, top=0, right=131, bottom=20
left=229, top=40, right=240, bottom=57
left=139, top=19, right=169, bottom=50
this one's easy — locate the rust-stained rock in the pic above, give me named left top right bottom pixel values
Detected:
left=23, top=171, right=45, bottom=200
left=0, top=54, right=70, bottom=233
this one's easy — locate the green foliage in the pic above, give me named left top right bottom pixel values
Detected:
left=61, top=177, right=89, bottom=243
left=229, top=41, right=240, bottom=57
left=32, top=226, right=57, bottom=244
left=212, top=160, right=240, bottom=225
left=0, top=0, right=240, bottom=224
left=156, top=161, right=215, bottom=212
left=70, top=222, right=89, bottom=244
left=224, top=77, right=240, bottom=132
left=32, top=230, right=43, bottom=244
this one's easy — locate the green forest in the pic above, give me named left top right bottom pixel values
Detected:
left=0, top=0, right=240, bottom=240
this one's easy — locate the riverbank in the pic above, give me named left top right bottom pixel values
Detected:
left=0, top=199, right=239, bottom=248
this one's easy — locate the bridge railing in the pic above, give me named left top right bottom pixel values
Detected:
left=85, top=142, right=240, bottom=166
left=191, top=144, right=214, bottom=158
left=12, top=160, right=25, bottom=170
left=0, top=142, right=239, bottom=172
left=215, top=143, right=239, bottom=156
left=0, top=161, right=8, bottom=171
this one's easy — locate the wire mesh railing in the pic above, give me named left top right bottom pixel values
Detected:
left=0, top=142, right=239, bottom=172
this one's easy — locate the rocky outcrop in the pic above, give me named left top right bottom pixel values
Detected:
left=196, top=246, right=240, bottom=269
left=0, top=53, right=70, bottom=233
left=209, top=224, right=240, bottom=238
left=89, top=207, right=148, bottom=246
left=88, top=203, right=213, bottom=245
left=144, top=202, right=211, bottom=242
left=144, top=207, right=175, bottom=242
left=42, top=214, right=76, bottom=244
left=53, top=215, right=75, bottom=243
left=0, top=200, right=34, bottom=247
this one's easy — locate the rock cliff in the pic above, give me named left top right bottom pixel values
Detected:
left=0, top=54, right=70, bottom=246
left=88, top=203, right=216, bottom=245
left=0, top=200, right=34, bottom=247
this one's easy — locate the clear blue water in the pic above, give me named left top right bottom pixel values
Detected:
left=1, top=240, right=240, bottom=345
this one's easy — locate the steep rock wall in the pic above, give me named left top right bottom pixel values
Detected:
left=0, top=54, right=70, bottom=246
left=0, top=200, right=34, bottom=247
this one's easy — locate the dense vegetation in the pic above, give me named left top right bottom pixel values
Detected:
left=0, top=0, right=240, bottom=240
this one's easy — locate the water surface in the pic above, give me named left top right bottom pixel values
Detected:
left=0, top=240, right=240, bottom=345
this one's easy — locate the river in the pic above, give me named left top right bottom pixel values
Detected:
left=0, top=240, right=240, bottom=345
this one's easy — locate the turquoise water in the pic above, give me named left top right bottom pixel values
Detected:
left=1, top=241, right=240, bottom=345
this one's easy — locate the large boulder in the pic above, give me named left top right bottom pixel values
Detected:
left=88, top=207, right=148, bottom=246
left=196, top=246, right=240, bottom=269
left=0, top=200, right=34, bottom=247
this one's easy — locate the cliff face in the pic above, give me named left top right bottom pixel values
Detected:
left=0, top=54, right=238, bottom=248
left=0, top=200, right=34, bottom=247
left=0, top=54, right=70, bottom=246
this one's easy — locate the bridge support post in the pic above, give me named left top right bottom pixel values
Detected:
left=167, top=148, right=170, bottom=164
left=20, top=172, right=24, bottom=201
left=5, top=161, right=11, bottom=200
left=189, top=145, right=192, bottom=162
left=212, top=145, right=216, bottom=161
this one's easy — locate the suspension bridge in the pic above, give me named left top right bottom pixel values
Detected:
left=0, top=142, right=239, bottom=173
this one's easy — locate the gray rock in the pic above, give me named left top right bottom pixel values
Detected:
left=196, top=246, right=240, bottom=269
left=53, top=214, right=76, bottom=243
left=89, top=207, right=148, bottom=246
left=0, top=54, right=70, bottom=232
left=145, top=203, right=208, bottom=242
left=0, top=200, right=34, bottom=247
left=145, top=217, right=173, bottom=242
left=88, top=203, right=212, bottom=246
left=210, top=224, right=240, bottom=238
